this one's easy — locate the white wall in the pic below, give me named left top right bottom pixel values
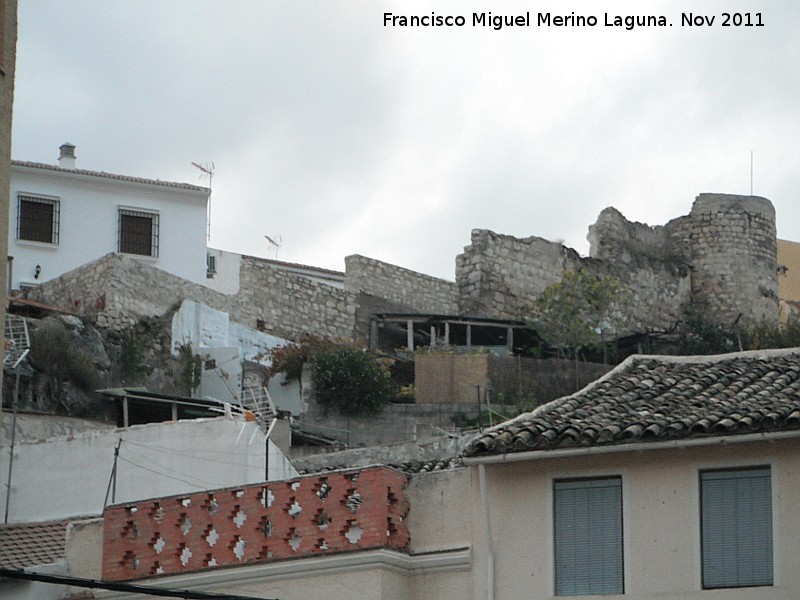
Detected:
left=171, top=299, right=286, bottom=365
left=204, top=247, right=241, bottom=294
left=0, top=417, right=297, bottom=523
left=9, top=163, right=209, bottom=289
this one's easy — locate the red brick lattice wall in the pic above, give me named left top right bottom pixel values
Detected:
left=102, top=467, right=410, bottom=581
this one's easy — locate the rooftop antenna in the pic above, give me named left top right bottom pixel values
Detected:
left=192, top=161, right=215, bottom=241
left=750, top=150, right=753, bottom=196
left=264, top=235, right=282, bottom=260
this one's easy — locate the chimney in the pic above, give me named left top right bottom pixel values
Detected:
left=58, top=142, right=76, bottom=169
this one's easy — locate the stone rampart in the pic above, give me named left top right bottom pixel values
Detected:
left=235, top=256, right=355, bottom=339
left=345, top=255, right=458, bottom=341
left=345, top=255, right=458, bottom=314
left=456, top=230, right=577, bottom=318
left=689, top=194, right=777, bottom=323
left=456, top=193, right=778, bottom=330
left=33, top=253, right=356, bottom=340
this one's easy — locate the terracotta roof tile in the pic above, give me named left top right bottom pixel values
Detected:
left=464, top=348, right=800, bottom=457
left=0, top=519, right=72, bottom=569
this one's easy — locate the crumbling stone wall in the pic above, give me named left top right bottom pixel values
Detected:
left=345, top=255, right=458, bottom=313
left=345, top=255, right=458, bottom=341
left=33, top=253, right=355, bottom=341
left=457, top=230, right=577, bottom=318
left=456, top=193, right=778, bottom=331
left=235, top=256, right=355, bottom=339
left=688, top=194, right=777, bottom=323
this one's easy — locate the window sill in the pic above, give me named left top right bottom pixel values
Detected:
left=119, top=252, right=159, bottom=262
left=15, top=239, right=59, bottom=250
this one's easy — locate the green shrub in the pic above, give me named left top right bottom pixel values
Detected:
left=311, top=346, right=395, bottom=417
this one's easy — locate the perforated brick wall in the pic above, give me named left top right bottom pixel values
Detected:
left=102, top=466, right=410, bottom=581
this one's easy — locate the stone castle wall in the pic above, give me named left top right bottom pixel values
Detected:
left=345, top=255, right=458, bottom=314
left=456, top=231, right=575, bottom=318
left=33, top=193, right=780, bottom=344
left=33, top=253, right=355, bottom=340
left=456, top=193, right=778, bottom=330
left=345, top=255, right=459, bottom=341
left=688, top=194, right=777, bottom=323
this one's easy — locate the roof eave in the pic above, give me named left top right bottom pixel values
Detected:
left=461, top=429, right=800, bottom=466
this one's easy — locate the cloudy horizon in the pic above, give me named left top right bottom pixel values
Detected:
left=12, top=1, right=799, bottom=280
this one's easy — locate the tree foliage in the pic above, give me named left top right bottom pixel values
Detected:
left=678, top=305, right=800, bottom=355
left=267, top=335, right=394, bottom=417
left=528, top=268, right=627, bottom=359
left=311, top=346, right=395, bottom=417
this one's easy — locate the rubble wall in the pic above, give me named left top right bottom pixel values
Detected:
left=33, top=253, right=356, bottom=340
left=235, top=257, right=355, bottom=339
left=456, top=230, right=574, bottom=318
left=688, top=194, right=778, bottom=323
left=456, top=193, right=778, bottom=330
left=345, top=255, right=458, bottom=314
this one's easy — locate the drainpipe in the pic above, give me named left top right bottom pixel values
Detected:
left=478, top=463, right=495, bottom=600
left=6, top=256, right=12, bottom=295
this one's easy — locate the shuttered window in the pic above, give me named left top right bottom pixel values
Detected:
left=701, top=467, right=773, bottom=589
left=119, top=209, right=159, bottom=257
left=554, top=477, right=623, bottom=596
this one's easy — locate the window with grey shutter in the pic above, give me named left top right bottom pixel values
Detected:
left=701, top=467, right=773, bottom=589
left=554, top=477, right=624, bottom=596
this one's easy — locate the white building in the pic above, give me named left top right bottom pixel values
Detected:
left=8, top=143, right=209, bottom=291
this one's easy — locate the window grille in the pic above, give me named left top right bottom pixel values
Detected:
left=118, top=209, right=159, bottom=257
left=17, top=194, right=60, bottom=244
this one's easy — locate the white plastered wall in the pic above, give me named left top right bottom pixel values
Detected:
left=471, top=438, right=800, bottom=600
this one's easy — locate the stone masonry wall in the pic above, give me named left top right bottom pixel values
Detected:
left=345, top=255, right=458, bottom=341
left=689, top=194, right=778, bottom=323
left=456, top=193, right=779, bottom=331
left=345, top=255, right=458, bottom=314
left=456, top=230, right=576, bottom=318
left=33, top=253, right=355, bottom=340
left=235, top=256, right=355, bottom=339
left=456, top=229, right=690, bottom=331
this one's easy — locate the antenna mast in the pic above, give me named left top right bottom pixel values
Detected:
left=192, top=161, right=215, bottom=241
left=264, top=235, right=282, bottom=260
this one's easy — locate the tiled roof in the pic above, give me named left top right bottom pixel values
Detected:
left=242, top=254, right=345, bottom=278
left=464, top=348, right=800, bottom=457
left=297, top=457, right=463, bottom=476
left=12, top=160, right=209, bottom=193
left=0, top=519, right=71, bottom=569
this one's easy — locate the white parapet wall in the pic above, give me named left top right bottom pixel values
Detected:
left=0, top=417, right=297, bottom=524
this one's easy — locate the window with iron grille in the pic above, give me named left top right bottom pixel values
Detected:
left=17, top=194, right=60, bottom=244
left=701, top=466, right=773, bottom=589
left=118, top=209, right=159, bottom=257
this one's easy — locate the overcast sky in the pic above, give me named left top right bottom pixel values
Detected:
left=11, top=1, right=800, bottom=279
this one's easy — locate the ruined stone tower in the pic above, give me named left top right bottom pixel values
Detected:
left=688, top=193, right=778, bottom=324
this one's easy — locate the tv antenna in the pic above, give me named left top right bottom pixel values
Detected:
left=264, top=235, right=282, bottom=260
left=192, top=161, right=215, bottom=241
left=750, top=150, right=754, bottom=196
